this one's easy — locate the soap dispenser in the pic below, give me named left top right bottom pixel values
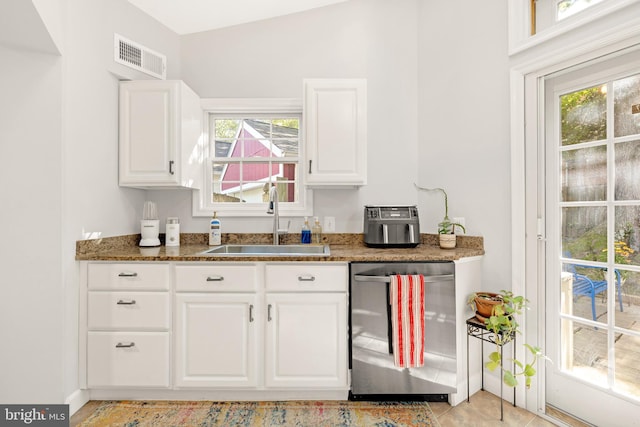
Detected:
left=311, top=216, right=322, bottom=244
left=301, top=217, right=311, bottom=244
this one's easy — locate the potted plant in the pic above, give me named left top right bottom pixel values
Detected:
left=468, top=290, right=547, bottom=388
left=414, top=184, right=465, bottom=248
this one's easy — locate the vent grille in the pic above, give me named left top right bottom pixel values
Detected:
left=114, top=34, right=166, bottom=79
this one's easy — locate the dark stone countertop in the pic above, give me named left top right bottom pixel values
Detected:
left=76, top=233, right=484, bottom=262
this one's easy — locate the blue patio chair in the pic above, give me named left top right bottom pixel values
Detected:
left=565, top=261, right=624, bottom=321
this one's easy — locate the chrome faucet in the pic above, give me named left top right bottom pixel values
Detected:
left=267, top=184, right=289, bottom=245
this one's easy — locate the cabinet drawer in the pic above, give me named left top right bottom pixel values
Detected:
left=175, top=264, right=258, bottom=292
left=88, top=263, right=170, bottom=290
left=88, top=292, right=170, bottom=330
left=87, top=332, right=170, bottom=388
left=265, top=263, right=348, bottom=292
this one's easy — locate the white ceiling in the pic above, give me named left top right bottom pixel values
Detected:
left=127, top=0, right=349, bottom=35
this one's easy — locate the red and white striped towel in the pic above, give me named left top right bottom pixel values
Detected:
left=390, top=274, right=425, bottom=368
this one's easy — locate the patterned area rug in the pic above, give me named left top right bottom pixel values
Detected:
left=78, top=400, right=441, bottom=426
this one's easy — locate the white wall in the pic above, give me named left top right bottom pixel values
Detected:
left=0, top=0, right=181, bottom=405
left=0, top=45, right=64, bottom=402
left=417, top=1, right=511, bottom=290
left=151, top=0, right=420, bottom=234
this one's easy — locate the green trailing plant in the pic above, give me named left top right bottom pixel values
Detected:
left=467, top=290, right=548, bottom=388
left=414, top=184, right=466, bottom=234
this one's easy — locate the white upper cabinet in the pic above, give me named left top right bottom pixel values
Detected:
left=303, top=79, right=367, bottom=187
left=119, top=80, right=202, bottom=189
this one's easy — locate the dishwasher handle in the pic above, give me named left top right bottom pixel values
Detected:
left=353, top=273, right=454, bottom=283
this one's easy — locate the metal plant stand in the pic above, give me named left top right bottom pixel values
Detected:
left=466, top=316, right=516, bottom=421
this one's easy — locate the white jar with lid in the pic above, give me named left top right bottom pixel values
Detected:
left=166, top=217, right=180, bottom=247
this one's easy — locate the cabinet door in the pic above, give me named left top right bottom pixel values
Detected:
left=304, top=79, right=367, bottom=186
left=119, top=81, right=178, bottom=186
left=265, top=293, right=347, bottom=388
left=119, top=80, right=202, bottom=188
left=175, top=294, right=258, bottom=388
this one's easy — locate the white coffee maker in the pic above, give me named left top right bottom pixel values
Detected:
left=139, top=201, right=160, bottom=247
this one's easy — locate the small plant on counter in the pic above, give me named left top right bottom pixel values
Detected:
left=438, top=217, right=466, bottom=235
left=468, top=290, right=548, bottom=388
left=414, top=184, right=465, bottom=234
left=415, top=184, right=465, bottom=248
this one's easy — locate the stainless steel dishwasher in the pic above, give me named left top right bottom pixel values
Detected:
left=349, top=262, right=456, bottom=401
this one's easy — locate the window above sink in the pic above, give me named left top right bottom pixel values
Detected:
left=193, top=98, right=313, bottom=218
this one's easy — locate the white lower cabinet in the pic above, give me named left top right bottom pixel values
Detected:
left=174, top=262, right=348, bottom=391
left=264, top=263, right=348, bottom=388
left=85, top=262, right=170, bottom=389
left=265, top=292, right=347, bottom=388
left=174, top=293, right=257, bottom=387
left=83, top=261, right=348, bottom=394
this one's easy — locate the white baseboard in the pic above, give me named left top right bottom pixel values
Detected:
left=88, top=388, right=349, bottom=401
left=65, top=389, right=91, bottom=416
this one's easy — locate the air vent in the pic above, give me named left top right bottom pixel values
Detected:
left=114, top=34, right=166, bottom=79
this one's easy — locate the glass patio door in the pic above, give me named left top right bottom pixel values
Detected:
left=544, top=52, right=640, bottom=425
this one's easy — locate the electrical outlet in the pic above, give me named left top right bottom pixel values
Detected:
left=324, top=216, right=336, bottom=232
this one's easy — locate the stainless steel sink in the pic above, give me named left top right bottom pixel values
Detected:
left=200, top=244, right=330, bottom=256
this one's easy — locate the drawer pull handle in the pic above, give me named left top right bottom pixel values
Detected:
left=118, top=272, right=138, bottom=278
left=206, top=276, right=224, bottom=282
left=298, top=275, right=316, bottom=282
left=115, top=342, right=135, bottom=348
left=267, top=304, right=272, bottom=321
left=249, top=304, right=254, bottom=322
left=116, top=299, right=136, bottom=305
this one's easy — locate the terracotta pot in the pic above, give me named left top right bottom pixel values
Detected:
left=474, top=293, right=504, bottom=319
left=439, top=234, right=456, bottom=249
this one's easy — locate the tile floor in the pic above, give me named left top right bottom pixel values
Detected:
left=70, top=391, right=584, bottom=426
left=430, top=391, right=570, bottom=427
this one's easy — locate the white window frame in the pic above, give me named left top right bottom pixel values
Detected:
left=192, top=98, right=313, bottom=218
left=508, top=0, right=640, bottom=55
